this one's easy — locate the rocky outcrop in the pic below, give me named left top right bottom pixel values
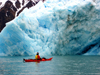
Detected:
left=0, top=2, right=2, bottom=6
left=0, top=1, right=17, bottom=32
left=15, top=0, right=21, bottom=9
left=26, top=0, right=35, bottom=8
left=22, top=0, right=25, bottom=5
left=17, top=0, right=35, bottom=16
left=0, top=0, right=46, bottom=32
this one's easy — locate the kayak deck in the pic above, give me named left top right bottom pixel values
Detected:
left=23, top=57, right=53, bottom=62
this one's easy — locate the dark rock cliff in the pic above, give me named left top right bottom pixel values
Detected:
left=0, top=1, right=17, bottom=32
left=0, top=0, right=45, bottom=32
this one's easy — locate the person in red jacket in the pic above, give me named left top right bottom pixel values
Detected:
left=35, top=52, right=41, bottom=60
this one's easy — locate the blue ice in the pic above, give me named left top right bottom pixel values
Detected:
left=0, top=0, right=100, bottom=56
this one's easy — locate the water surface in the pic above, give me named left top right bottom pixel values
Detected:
left=0, top=55, right=100, bottom=75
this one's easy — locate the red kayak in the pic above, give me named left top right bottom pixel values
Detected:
left=23, top=57, right=53, bottom=62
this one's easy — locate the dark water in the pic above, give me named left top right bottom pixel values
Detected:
left=0, top=55, right=100, bottom=75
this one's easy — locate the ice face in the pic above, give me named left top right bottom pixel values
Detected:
left=0, top=0, right=100, bottom=56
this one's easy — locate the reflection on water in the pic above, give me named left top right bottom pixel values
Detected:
left=0, top=56, right=100, bottom=75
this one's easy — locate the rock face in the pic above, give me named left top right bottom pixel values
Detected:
left=17, top=0, right=35, bottom=16
left=0, top=0, right=45, bottom=32
left=15, top=0, right=21, bottom=9
left=0, top=2, right=2, bottom=6
left=0, top=1, right=17, bottom=32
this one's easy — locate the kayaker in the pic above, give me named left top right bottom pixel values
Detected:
left=35, top=52, right=41, bottom=60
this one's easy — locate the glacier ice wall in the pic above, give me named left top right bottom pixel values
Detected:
left=0, top=0, right=100, bottom=56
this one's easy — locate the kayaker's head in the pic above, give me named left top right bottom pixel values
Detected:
left=36, top=52, right=39, bottom=55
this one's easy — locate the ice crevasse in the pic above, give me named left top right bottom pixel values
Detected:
left=0, top=0, right=100, bottom=56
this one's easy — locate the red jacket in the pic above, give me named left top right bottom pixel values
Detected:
left=38, top=55, right=41, bottom=59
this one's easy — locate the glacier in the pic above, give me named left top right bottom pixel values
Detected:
left=0, top=0, right=100, bottom=56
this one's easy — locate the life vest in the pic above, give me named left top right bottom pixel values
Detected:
left=35, top=55, right=41, bottom=60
